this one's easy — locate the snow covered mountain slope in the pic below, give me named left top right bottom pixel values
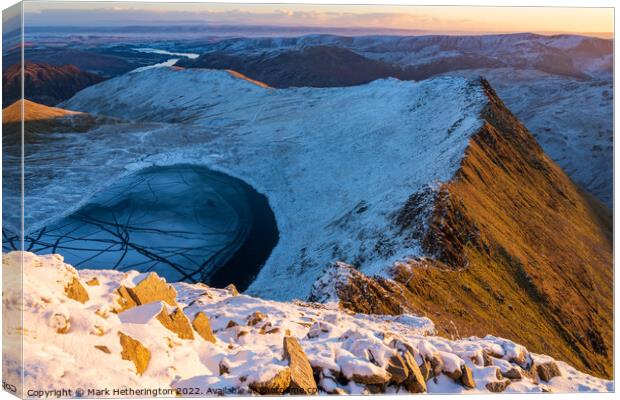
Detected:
left=185, top=33, right=612, bottom=79
left=58, top=68, right=485, bottom=301
left=2, top=252, right=613, bottom=396
left=179, top=33, right=613, bottom=206
left=307, top=77, right=614, bottom=379
left=29, top=67, right=613, bottom=378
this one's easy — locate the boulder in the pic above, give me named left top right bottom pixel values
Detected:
left=418, top=358, right=432, bottom=381
left=94, top=345, right=111, bottom=354
left=192, top=312, right=216, bottom=343
left=402, top=351, right=427, bottom=393
left=482, top=350, right=493, bottom=366
left=389, top=338, right=417, bottom=357
left=503, top=367, right=523, bottom=380
left=444, top=366, right=462, bottom=380
left=428, top=354, right=444, bottom=378
left=459, top=365, right=476, bottom=389
left=157, top=307, right=194, bottom=340
left=225, top=284, right=239, bottom=296
left=65, top=277, right=89, bottom=303
left=219, top=360, right=230, bottom=375
left=226, top=320, right=239, bottom=329
left=118, top=332, right=151, bottom=375
left=52, top=314, right=71, bottom=334
left=128, top=273, right=177, bottom=306
left=386, top=354, right=409, bottom=384
left=248, top=311, right=267, bottom=326
left=116, top=286, right=139, bottom=311
left=283, top=336, right=318, bottom=395
left=249, top=368, right=291, bottom=395
left=318, top=376, right=342, bottom=394
left=351, top=371, right=391, bottom=385
left=86, top=277, right=100, bottom=286
left=537, top=362, right=561, bottom=382
left=486, top=379, right=511, bottom=392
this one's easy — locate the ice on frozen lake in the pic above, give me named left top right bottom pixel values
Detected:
left=20, top=164, right=279, bottom=286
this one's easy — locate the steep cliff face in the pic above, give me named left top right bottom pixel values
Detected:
left=339, top=79, right=613, bottom=379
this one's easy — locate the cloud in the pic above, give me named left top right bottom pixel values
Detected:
left=23, top=6, right=447, bottom=29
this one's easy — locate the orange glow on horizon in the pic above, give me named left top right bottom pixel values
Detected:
left=23, top=3, right=613, bottom=37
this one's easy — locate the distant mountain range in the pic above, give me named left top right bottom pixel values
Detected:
left=176, top=33, right=613, bottom=206
left=3, top=33, right=612, bottom=205
left=180, top=33, right=612, bottom=80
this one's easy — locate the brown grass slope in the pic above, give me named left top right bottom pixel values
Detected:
left=341, top=79, right=613, bottom=379
left=2, top=100, right=103, bottom=146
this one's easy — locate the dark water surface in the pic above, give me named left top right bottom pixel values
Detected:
left=21, top=164, right=279, bottom=290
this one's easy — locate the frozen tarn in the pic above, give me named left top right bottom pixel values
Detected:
left=26, top=68, right=487, bottom=300
left=2, top=252, right=613, bottom=395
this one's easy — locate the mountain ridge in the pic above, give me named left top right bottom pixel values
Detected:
left=27, top=68, right=613, bottom=378
left=2, top=61, right=103, bottom=107
left=321, top=78, right=612, bottom=378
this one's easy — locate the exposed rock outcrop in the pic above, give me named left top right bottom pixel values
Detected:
left=64, top=277, right=89, bottom=304
left=283, top=336, right=318, bottom=394
left=249, top=368, right=292, bottom=395
left=486, top=379, right=511, bottom=392
left=156, top=307, right=194, bottom=340
left=459, top=365, right=476, bottom=389
left=385, top=354, right=408, bottom=384
left=118, top=332, right=151, bottom=375
left=192, top=312, right=216, bottom=343
left=537, top=362, right=562, bottom=382
left=402, top=352, right=427, bottom=393
left=116, top=273, right=178, bottom=312
left=309, top=262, right=409, bottom=315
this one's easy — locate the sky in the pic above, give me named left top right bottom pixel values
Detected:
left=21, top=2, right=614, bottom=37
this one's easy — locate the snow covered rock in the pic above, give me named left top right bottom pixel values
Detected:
left=249, top=368, right=292, bottom=395
left=385, top=354, right=408, bottom=384
left=485, top=379, right=511, bottom=392
left=2, top=252, right=613, bottom=394
left=117, top=272, right=178, bottom=310
left=537, top=362, right=562, bottom=382
left=309, top=262, right=408, bottom=314
left=459, top=365, right=476, bottom=389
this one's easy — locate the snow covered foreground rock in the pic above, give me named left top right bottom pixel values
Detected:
left=3, top=252, right=612, bottom=396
